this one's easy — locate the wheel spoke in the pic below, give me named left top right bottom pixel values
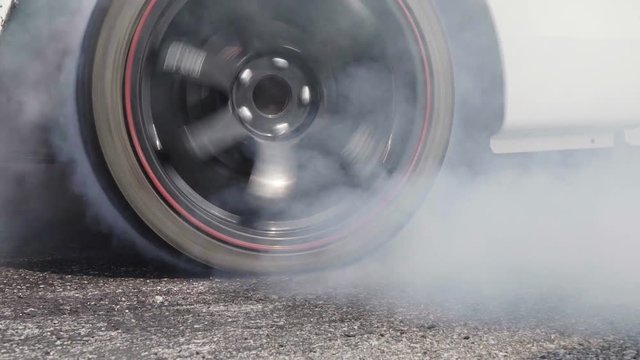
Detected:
left=306, top=119, right=384, bottom=184
left=162, top=41, right=243, bottom=91
left=184, top=107, right=248, bottom=158
left=248, top=141, right=297, bottom=200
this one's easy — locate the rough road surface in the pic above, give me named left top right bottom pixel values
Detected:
left=0, top=255, right=639, bottom=360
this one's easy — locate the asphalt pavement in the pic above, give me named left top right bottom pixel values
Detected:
left=0, top=252, right=639, bottom=359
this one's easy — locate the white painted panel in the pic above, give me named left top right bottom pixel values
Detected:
left=486, top=0, right=640, bottom=153
left=0, top=0, right=14, bottom=36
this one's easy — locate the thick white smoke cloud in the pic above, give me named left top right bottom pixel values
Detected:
left=0, top=0, right=194, bottom=267
left=0, top=0, right=97, bottom=258
left=2, top=0, right=640, bottom=334
left=278, top=148, right=640, bottom=332
left=265, top=0, right=640, bottom=332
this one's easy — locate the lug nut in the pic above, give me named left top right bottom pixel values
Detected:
left=239, top=69, right=253, bottom=86
left=272, top=58, right=289, bottom=70
left=300, top=86, right=311, bottom=106
left=238, top=107, right=253, bottom=122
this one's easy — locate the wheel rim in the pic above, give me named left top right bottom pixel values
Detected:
left=124, top=0, right=432, bottom=252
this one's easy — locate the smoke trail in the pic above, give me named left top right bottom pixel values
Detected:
left=268, top=148, right=640, bottom=335
left=3, top=0, right=640, bottom=335
left=393, top=149, right=640, bottom=321
left=0, top=0, right=178, bottom=266
left=0, top=0, right=99, bottom=258
left=257, top=0, right=640, bottom=334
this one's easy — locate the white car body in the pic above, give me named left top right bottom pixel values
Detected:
left=0, top=0, right=13, bottom=34
left=487, top=0, right=640, bottom=153
left=1, top=0, right=638, bottom=154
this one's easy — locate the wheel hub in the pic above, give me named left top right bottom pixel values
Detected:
left=231, top=54, right=318, bottom=139
left=253, top=75, right=291, bottom=116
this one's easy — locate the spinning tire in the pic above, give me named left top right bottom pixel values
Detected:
left=77, top=0, right=453, bottom=273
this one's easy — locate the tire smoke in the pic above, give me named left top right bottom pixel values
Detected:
left=280, top=149, right=640, bottom=333
left=2, top=0, right=640, bottom=336
left=0, top=0, right=183, bottom=267
left=268, top=0, right=640, bottom=334
left=0, top=0, right=98, bottom=258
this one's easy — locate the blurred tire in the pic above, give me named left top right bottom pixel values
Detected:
left=77, top=0, right=454, bottom=273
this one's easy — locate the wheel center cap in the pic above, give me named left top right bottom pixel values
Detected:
left=231, top=54, right=319, bottom=139
left=252, top=75, right=291, bottom=117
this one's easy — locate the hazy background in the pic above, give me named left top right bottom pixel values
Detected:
left=0, top=0, right=103, bottom=258
left=0, top=0, right=639, bottom=336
